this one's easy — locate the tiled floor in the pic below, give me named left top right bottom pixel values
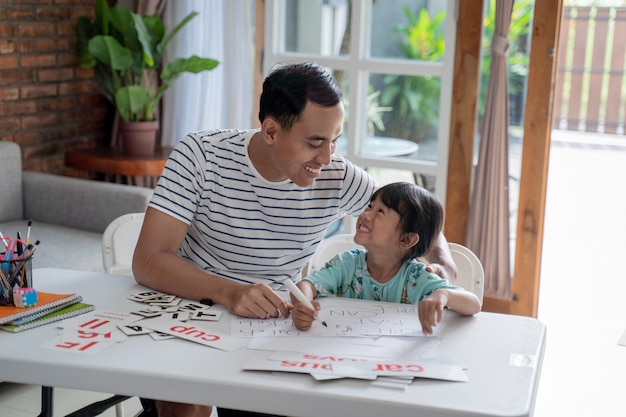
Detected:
left=1, top=130, right=625, bottom=417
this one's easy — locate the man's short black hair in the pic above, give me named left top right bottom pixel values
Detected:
left=258, top=62, right=343, bottom=130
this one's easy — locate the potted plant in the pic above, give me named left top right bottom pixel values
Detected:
left=76, top=0, right=219, bottom=155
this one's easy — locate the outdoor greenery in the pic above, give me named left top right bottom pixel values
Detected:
left=76, top=0, right=219, bottom=122
left=343, top=85, right=392, bottom=136
left=379, top=6, right=445, bottom=143
left=375, top=2, right=532, bottom=139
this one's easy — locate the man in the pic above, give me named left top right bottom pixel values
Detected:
left=133, top=62, right=457, bottom=417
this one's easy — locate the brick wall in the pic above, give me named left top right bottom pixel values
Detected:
left=0, top=0, right=112, bottom=176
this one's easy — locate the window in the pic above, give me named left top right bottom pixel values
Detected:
left=264, top=0, right=457, bottom=204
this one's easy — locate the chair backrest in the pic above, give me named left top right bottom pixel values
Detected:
left=102, top=212, right=145, bottom=275
left=307, top=234, right=484, bottom=304
left=307, top=233, right=365, bottom=275
left=448, top=242, right=484, bottom=305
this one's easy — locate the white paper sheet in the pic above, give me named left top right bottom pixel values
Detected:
left=247, top=334, right=441, bottom=359
left=233, top=297, right=433, bottom=337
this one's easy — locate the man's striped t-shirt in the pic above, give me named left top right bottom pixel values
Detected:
left=149, top=129, right=376, bottom=288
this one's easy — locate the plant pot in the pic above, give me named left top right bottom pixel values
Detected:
left=119, top=121, right=159, bottom=156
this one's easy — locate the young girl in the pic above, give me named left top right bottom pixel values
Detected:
left=291, top=182, right=481, bottom=334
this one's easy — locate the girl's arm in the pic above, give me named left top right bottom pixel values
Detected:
left=418, top=288, right=481, bottom=334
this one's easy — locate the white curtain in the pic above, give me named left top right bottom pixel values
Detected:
left=162, top=0, right=254, bottom=146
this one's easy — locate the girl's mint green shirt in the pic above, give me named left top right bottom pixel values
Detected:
left=304, top=249, right=461, bottom=304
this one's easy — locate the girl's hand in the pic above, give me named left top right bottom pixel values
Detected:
left=291, top=300, right=321, bottom=331
left=418, top=289, right=449, bottom=334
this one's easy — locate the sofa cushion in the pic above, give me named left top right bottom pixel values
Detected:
left=0, top=220, right=104, bottom=273
left=22, top=172, right=153, bottom=234
left=0, top=142, right=23, bottom=222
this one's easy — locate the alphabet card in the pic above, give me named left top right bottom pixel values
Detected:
left=118, top=323, right=154, bottom=336
left=59, top=310, right=139, bottom=334
left=40, top=336, right=117, bottom=356
left=242, top=352, right=468, bottom=382
left=40, top=310, right=139, bottom=355
left=243, top=355, right=336, bottom=377
left=59, top=328, right=127, bottom=343
left=127, top=292, right=218, bottom=322
left=330, top=358, right=468, bottom=382
left=268, top=351, right=378, bottom=380
left=136, top=317, right=249, bottom=351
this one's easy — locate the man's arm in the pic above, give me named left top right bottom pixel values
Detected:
left=421, top=231, right=458, bottom=283
left=132, top=207, right=290, bottom=319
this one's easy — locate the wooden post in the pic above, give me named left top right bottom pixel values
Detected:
left=509, top=0, right=564, bottom=317
left=445, top=0, right=484, bottom=245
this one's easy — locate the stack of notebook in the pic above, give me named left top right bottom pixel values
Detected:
left=0, top=292, right=94, bottom=332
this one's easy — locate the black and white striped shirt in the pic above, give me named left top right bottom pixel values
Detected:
left=150, top=129, right=376, bottom=288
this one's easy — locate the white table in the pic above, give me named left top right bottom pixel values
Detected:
left=0, top=269, right=546, bottom=417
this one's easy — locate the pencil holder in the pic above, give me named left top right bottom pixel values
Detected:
left=0, top=251, right=34, bottom=306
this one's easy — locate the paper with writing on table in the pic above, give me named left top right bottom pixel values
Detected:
left=40, top=336, right=117, bottom=355
left=38, top=310, right=136, bottom=355
left=330, top=359, right=468, bottom=382
left=59, top=309, right=139, bottom=334
left=247, top=334, right=441, bottom=359
left=242, top=352, right=468, bottom=382
left=233, top=297, right=434, bottom=338
left=137, top=316, right=249, bottom=351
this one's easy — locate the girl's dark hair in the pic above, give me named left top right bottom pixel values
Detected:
left=258, top=62, right=343, bottom=130
left=370, top=182, right=444, bottom=261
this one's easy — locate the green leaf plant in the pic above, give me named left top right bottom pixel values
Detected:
left=380, top=6, right=445, bottom=142
left=76, top=0, right=219, bottom=122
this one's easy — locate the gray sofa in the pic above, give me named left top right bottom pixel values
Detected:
left=0, top=141, right=153, bottom=273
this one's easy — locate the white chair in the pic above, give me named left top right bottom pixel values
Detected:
left=99, top=212, right=145, bottom=417
left=448, top=242, right=484, bottom=304
left=307, top=234, right=484, bottom=304
left=307, top=233, right=365, bottom=275
left=102, top=212, right=145, bottom=276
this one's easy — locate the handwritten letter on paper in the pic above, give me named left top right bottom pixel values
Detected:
left=233, top=297, right=424, bottom=337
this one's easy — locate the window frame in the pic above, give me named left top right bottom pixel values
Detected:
left=263, top=0, right=458, bottom=206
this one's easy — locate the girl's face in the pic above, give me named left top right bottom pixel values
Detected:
left=354, top=195, right=404, bottom=252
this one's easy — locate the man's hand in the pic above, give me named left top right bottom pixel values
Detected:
left=228, top=283, right=292, bottom=319
left=421, top=232, right=458, bottom=283
left=425, top=263, right=456, bottom=281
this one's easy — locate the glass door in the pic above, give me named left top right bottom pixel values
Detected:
left=264, top=0, right=457, bottom=206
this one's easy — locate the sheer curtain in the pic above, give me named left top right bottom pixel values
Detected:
left=161, top=0, right=254, bottom=146
left=466, top=0, right=514, bottom=299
